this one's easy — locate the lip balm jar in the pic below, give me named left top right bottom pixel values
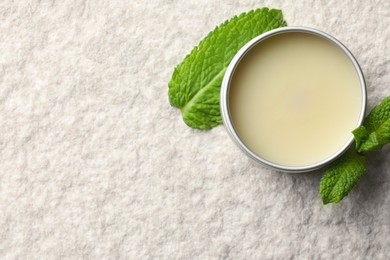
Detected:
left=220, top=27, right=366, bottom=172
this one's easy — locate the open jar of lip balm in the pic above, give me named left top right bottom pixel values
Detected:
left=220, top=27, right=366, bottom=172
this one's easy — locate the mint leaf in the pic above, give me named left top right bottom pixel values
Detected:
left=353, top=96, right=390, bottom=152
left=168, top=8, right=287, bottom=129
left=352, top=125, right=369, bottom=150
left=356, top=119, right=390, bottom=152
left=320, top=148, right=366, bottom=204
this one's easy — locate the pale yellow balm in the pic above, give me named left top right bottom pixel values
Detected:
left=229, top=32, right=363, bottom=167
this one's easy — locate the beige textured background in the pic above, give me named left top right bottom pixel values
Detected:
left=1, top=0, right=389, bottom=259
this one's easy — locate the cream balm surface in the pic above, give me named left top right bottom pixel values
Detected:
left=228, top=32, right=363, bottom=167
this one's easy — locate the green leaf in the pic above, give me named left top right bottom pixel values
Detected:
left=168, top=8, right=287, bottom=129
left=320, top=148, right=366, bottom=204
left=353, top=96, right=390, bottom=153
left=352, top=125, right=369, bottom=150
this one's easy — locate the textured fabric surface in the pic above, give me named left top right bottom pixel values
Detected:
left=1, top=0, right=389, bottom=259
